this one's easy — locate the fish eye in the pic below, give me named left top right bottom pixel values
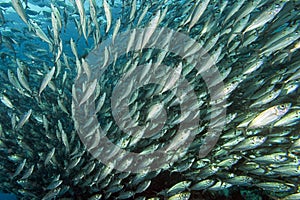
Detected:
left=275, top=4, right=280, bottom=8
left=278, top=104, right=287, bottom=110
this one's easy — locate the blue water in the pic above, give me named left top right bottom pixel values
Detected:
left=0, top=193, right=17, bottom=200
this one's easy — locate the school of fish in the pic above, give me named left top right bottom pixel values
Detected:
left=0, top=0, right=300, bottom=199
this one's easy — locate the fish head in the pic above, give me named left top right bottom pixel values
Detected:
left=275, top=103, right=291, bottom=115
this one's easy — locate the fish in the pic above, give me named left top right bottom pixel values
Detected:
left=0, top=93, right=14, bottom=109
left=88, top=194, right=102, bottom=200
left=78, top=79, right=98, bottom=106
left=168, top=192, right=190, bottom=200
left=39, top=67, right=56, bottom=96
left=11, top=158, right=26, bottom=179
left=20, top=165, right=34, bottom=180
left=167, top=181, right=191, bottom=196
left=188, top=0, right=210, bottom=31
left=41, top=188, right=61, bottom=200
left=0, top=8, right=5, bottom=25
left=242, top=1, right=285, bottom=34
left=226, top=175, right=253, bottom=186
left=249, top=88, right=281, bottom=108
left=248, top=103, right=291, bottom=129
left=251, top=152, right=287, bottom=164
left=50, top=4, right=62, bottom=45
left=29, top=19, right=52, bottom=44
left=223, top=0, right=246, bottom=25
left=191, top=179, right=215, bottom=190
left=7, top=69, right=25, bottom=95
left=11, top=0, right=28, bottom=25
left=272, top=165, right=300, bottom=176
left=137, top=5, right=149, bottom=27
left=112, top=18, right=121, bottom=45
left=281, top=192, right=300, bottom=200
left=208, top=181, right=232, bottom=191
left=75, top=0, right=87, bottom=41
left=141, top=10, right=161, bottom=50
left=0, top=0, right=300, bottom=199
left=273, top=110, right=300, bottom=127
left=129, top=0, right=136, bottom=22
left=231, top=136, right=267, bottom=152
left=16, top=109, right=32, bottom=130
left=103, top=0, right=112, bottom=33
left=46, top=180, right=63, bottom=190
left=261, top=31, right=300, bottom=56
left=44, top=148, right=55, bottom=166
left=255, top=182, right=294, bottom=192
left=16, top=66, right=32, bottom=94
left=161, top=62, right=182, bottom=93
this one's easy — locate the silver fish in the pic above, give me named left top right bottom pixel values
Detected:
left=11, top=0, right=28, bottom=25
left=39, top=67, right=56, bottom=96
left=0, top=94, right=14, bottom=109
left=274, top=110, right=300, bottom=127
left=79, top=79, right=98, bottom=106
left=188, top=0, right=210, bottom=31
left=12, top=158, right=26, bottom=179
left=243, top=2, right=285, bottom=34
left=255, top=182, right=294, bottom=192
left=167, top=181, right=191, bottom=196
left=103, top=0, right=112, bottom=33
left=248, top=103, right=291, bottom=129
left=16, top=109, right=32, bottom=130
left=168, top=192, right=191, bottom=200
left=231, top=136, right=267, bottom=152
left=29, top=19, right=52, bottom=44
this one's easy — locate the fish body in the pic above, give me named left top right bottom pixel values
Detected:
left=188, top=0, right=210, bottom=31
left=255, top=182, right=294, bottom=192
left=0, top=94, right=14, bottom=109
left=243, top=2, right=285, bottom=34
left=274, top=110, right=300, bottom=127
left=248, top=104, right=291, bottom=129
left=103, top=0, right=112, bottom=33
left=231, top=136, right=267, bottom=152
left=39, top=67, right=56, bottom=96
left=29, top=19, right=52, bottom=44
left=11, top=0, right=28, bottom=24
left=16, top=109, right=32, bottom=130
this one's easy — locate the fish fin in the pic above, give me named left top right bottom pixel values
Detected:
left=268, top=125, right=274, bottom=133
left=281, top=49, right=293, bottom=62
left=266, top=194, right=280, bottom=200
left=242, top=128, right=248, bottom=137
left=24, top=2, right=29, bottom=10
left=240, top=155, right=251, bottom=162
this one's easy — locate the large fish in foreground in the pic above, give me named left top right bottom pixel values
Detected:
left=0, top=0, right=300, bottom=199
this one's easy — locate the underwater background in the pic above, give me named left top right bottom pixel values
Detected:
left=0, top=0, right=300, bottom=199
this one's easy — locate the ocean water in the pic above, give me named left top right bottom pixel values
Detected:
left=0, top=0, right=300, bottom=199
left=0, top=192, right=17, bottom=200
